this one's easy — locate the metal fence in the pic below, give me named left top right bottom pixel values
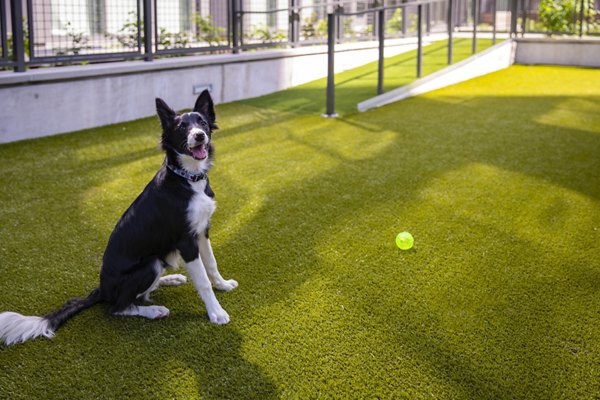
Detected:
left=1, top=0, right=599, bottom=72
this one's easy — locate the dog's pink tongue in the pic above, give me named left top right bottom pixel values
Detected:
left=192, top=145, right=207, bottom=159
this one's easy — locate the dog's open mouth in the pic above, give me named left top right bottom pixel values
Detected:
left=189, top=144, right=208, bottom=160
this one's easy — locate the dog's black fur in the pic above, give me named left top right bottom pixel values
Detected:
left=98, top=92, right=217, bottom=315
left=0, top=90, right=232, bottom=345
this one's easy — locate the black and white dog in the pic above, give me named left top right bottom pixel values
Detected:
left=0, top=90, right=237, bottom=346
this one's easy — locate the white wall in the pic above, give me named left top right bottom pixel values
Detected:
left=515, top=38, right=600, bottom=68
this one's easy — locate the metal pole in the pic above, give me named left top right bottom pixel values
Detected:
left=520, top=0, right=526, bottom=37
left=324, top=13, right=337, bottom=118
left=11, top=0, right=26, bottom=72
left=417, top=4, right=423, bottom=78
left=290, top=0, right=299, bottom=47
left=510, top=0, right=518, bottom=37
left=144, top=0, right=153, bottom=61
left=232, top=0, right=240, bottom=53
left=472, top=0, right=478, bottom=54
left=578, top=0, right=584, bottom=37
left=447, top=0, right=453, bottom=65
left=492, top=0, right=497, bottom=44
left=377, top=9, right=384, bottom=95
left=26, top=0, right=34, bottom=60
left=402, top=0, right=407, bottom=35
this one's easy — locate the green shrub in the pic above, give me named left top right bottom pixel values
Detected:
left=539, top=0, right=576, bottom=33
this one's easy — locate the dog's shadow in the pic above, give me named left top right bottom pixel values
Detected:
left=67, top=294, right=279, bottom=399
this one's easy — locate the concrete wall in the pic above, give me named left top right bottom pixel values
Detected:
left=0, top=36, right=441, bottom=143
left=515, top=38, right=600, bottom=67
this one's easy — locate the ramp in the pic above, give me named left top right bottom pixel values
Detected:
left=357, top=39, right=516, bottom=112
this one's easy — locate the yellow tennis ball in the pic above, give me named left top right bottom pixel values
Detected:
left=395, top=231, right=414, bottom=250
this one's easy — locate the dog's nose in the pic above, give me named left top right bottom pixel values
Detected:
left=194, top=132, right=206, bottom=142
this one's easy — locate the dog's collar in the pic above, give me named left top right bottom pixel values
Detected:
left=166, top=163, right=207, bottom=182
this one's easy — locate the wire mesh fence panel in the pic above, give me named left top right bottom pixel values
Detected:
left=155, top=0, right=192, bottom=51
left=28, top=0, right=141, bottom=62
left=154, top=0, right=230, bottom=53
left=297, top=0, right=329, bottom=44
left=494, top=0, right=513, bottom=32
left=239, top=0, right=290, bottom=48
left=428, top=1, right=450, bottom=32
left=2, top=0, right=599, bottom=72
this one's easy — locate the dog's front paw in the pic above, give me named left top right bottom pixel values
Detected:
left=215, top=279, right=238, bottom=292
left=207, top=307, right=230, bottom=325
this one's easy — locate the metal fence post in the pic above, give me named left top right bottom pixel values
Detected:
left=324, top=13, right=337, bottom=118
left=11, top=0, right=26, bottom=72
left=417, top=4, right=423, bottom=78
left=143, top=0, right=153, bottom=61
left=472, top=0, right=478, bottom=54
left=492, top=0, right=497, bottom=44
left=510, top=0, right=518, bottom=37
left=402, top=0, right=407, bottom=35
left=578, top=0, right=584, bottom=37
left=290, top=0, right=300, bottom=47
left=447, top=0, right=453, bottom=65
left=520, top=0, right=526, bottom=37
left=377, top=9, right=384, bottom=95
left=232, top=0, right=240, bottom=53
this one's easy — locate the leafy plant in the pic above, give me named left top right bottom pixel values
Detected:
left=193, top=14, right=226, bottom=46
left=315, top=18, right=328, bottom=38
left=386, top=8, right=403, bottom=33
left=63, top=22, right=89, bottom=55
left=301, top=12, right=327, bottom=40
left=301, top=13, right=317, bottom=39
left=6, top=17, right=30, bottom=59
left=157, top=27, right=189, bottom=49
left=111, top=11, right=142, bottom=49
left=344, top=18, right=355, bottom=36
left=247, top=24, right=286, bottom=43
left=539, top=0, right=576, bottom=34
left=54, top=22, right=90, bottom=58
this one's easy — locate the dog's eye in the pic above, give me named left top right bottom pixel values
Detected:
left=196, top=116, right=208, bottom=126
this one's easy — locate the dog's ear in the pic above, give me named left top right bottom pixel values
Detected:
left=156, top=98, right=177, bottom=130
left=193, top=90, right=217, bottom=130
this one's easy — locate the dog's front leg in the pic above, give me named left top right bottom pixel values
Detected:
left=199, top=236, right=238, bottom=292
left=184, top=257, right=230, bottom=324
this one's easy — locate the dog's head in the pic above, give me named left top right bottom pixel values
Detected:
left=156, top=90, right=217, bottom=169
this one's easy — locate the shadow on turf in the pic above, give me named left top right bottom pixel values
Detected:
left=1, top=89, right=598, bottom=398
left=213, top=92, right=600, bottom=396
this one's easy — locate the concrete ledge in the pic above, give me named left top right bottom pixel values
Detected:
left=515, top=37, right=600, bottom=67
left=0, top=36, right=442, bottom=87
left=0, top=35, right=443, bottom=143
left=358, top=39, right=516, bottom=112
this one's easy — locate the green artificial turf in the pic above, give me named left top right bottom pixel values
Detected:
left=1, top=55, right=600, bottom=399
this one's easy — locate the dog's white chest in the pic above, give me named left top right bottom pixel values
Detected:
left=187, top=181, right=216, bottom=235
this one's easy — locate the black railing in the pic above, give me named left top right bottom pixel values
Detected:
left=1, top=0, right=598, bottom=73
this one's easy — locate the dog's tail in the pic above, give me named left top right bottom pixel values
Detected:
left=0, top=288, right=101, bottom=346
